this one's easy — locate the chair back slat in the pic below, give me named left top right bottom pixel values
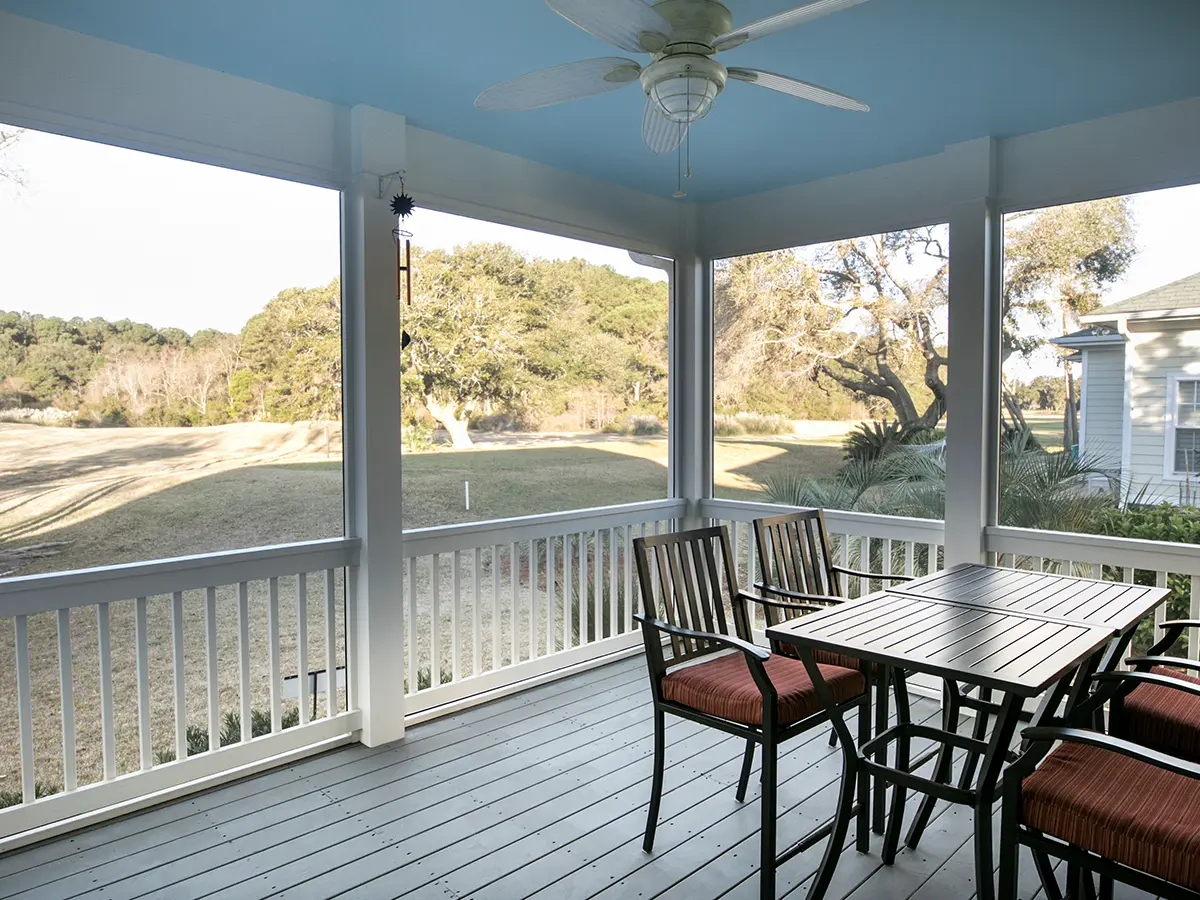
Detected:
left=633, top=526, right=742, bottom=668
left=753, top=509, right=843, bottom=623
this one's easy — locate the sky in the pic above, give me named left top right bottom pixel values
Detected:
left=0, top=126, right=666, bottom=335
left=1, top=124, right=1197, bottom=347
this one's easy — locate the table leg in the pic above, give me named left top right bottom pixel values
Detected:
left=972, top=692, right=1024, bottom=900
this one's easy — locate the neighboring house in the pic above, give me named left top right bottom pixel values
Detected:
left=1052, top=271, right=1200, bottom=504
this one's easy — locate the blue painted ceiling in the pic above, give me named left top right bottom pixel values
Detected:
left=3, top=0, right=1199, bottom=202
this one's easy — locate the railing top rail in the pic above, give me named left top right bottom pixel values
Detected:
left=401, top=499, right=687, bottom=558
left=986, top=525, right=1200, bottom=576
left=0, top=538, right=360, bottom=617
left=699, top=498, right=946, bottom=543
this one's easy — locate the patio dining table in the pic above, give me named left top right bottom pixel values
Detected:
left=766, top=564, right=1170, bottom=900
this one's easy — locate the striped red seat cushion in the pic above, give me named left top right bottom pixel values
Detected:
left=1120, top=666, right=1200, bottom=761
left=660, top=652, right=864, bottom=726
left=1022, top=741, right=1200, bottom=890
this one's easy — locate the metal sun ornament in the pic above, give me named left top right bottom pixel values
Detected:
left=391, top=191, right=416, bottom=220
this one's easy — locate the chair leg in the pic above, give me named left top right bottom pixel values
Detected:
left=882, top=671, right=911, bottom=865
left=998, top=765, right=1020, bottom=900
left=807, top=744, right=859, bottom=900
left=855, top=687, right=871, bottom=853
left=760, top=732, right=778, bottom=900
left=736, top=737, right=755, bottom=802
left=1033, top=848, right=1063, bottom=900
left=872, top=666, right=890, bottom=834
left=1097, top=875, right=1113, bottom=900
left=958, top=686, right=992, bottom=791
left=906, top=680, right=960, bottom=850
left=643, top=708, right=666, bottom=853
left=828, top=726, right=838, bottom=747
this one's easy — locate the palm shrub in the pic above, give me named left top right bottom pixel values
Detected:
left=153, top=706, right=303, bottom=764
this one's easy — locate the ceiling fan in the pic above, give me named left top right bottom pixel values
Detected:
left=475, top=0, right=871, bottom=158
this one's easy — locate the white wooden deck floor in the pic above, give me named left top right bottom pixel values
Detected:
left=0, top=655, right=1160, bottom=900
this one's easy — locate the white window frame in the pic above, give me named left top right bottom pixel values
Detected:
left=1164, top=373, right=1200, bottom=478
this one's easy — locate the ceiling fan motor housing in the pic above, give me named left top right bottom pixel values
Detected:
left=643, top=0, right=732, bottom=123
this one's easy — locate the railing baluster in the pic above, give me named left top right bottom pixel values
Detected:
left=529, top=539, right=538, bottom=660
left=624, top=525, right=633, bottom=633
left=564, top=534, right=573, bottom=650
left=452, top=550, right=462, bottom=683
left=904, top=541, right=914, bottom=578
left=205, top=586, right=220, bottom=748
left=547, top=537, right=557, bottom=654
left=171, top=590, right=187, bottom=760
left=97, top=602, right=116, bottom=780
left=593, top=529, right=602, bottom=641
left=324, top=568, right=337, bottom=717
left=510, top=541, right=519, bottom=664
left=237, top=582, right=251, bottom=741
left=1191, top=575, right=1200, bottom=662
left=472, top=547, right=482, bottom=676
left=296, top=574, right=310, bottom=726
left=406, top=559, right=417, bottom=693
left=57, top=607, right=76, bottom=791
left=609, top=528, right=618, bottom=634
left=431, top=554, right=441, bottom=685
left=1155, top=570, right=1169, bottom=632
left=15, top=615, right=34, bottom=802
left=491, top=545, right=501, bottom=670
left=857, top=536, right=869, bottom=598
left=135, top=596, right=152, bottom=769
left=579, top=532, right=589, bottom=645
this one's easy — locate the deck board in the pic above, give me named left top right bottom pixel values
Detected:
left=0, top=655, right=1153, bottom=900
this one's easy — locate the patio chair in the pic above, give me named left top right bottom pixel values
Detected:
left=633, top=525, right=870, bottom=900
left=1111, top=619, right=1200, bottom=762
left=999, top=670, right=1200, bottom=900
left=752, top=509, right=911, bottom=832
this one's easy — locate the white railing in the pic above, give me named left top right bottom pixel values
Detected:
left=0, top=538, right=360, bottom=844
left=700, top=498, right=946, bottom=614
left=986, top=526, right=1200, bottom=659
left=400, top=500, right=685, bottom=718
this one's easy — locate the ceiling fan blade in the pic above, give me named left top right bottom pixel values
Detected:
left=642, top=99, right=688, bottom=155
left=476, top=58, right=642, bottom=111
left=727, top=68, right=869, bottom=111
left=713, top=0, right=869, bottom=51
left=546, top=0, right=672, bottom=53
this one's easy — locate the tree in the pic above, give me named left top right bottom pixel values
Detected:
left=404, top=248, right=523, bottom=447
left=0, top=127, right=26, bottom=188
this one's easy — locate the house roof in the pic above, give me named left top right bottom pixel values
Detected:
left=1085, top=271, right=1200, bottom=321
left=1050, top=323, right=1125, bottom=349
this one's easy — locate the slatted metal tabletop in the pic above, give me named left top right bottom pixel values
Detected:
left=887, top=563, right=1169, bottom=634
left=766, top=591, right=1116, bottom=697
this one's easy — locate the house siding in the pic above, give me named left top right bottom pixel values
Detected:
left=1080, top=346, right=1125, bottom=476
left=1126, top=320, right=1200, bottom=502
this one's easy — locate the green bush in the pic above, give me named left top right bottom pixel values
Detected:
left=153, top=705, right=303, bottom=764
left=401, top=422, right=435, bottom=452
left=842, top=420, right=939, bottom=462
left=734, top=412, right=792, bottom=435
left=0, top=781, right=59, bottom=810
left=713, top=415, right=746, bottom=437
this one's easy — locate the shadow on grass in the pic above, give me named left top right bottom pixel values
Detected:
left=714, top=439, right=843, bottom=501
left=4, top=445, right=672, bottom=573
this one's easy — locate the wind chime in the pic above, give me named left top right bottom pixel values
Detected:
left=386, top=175, right=416, bottom=348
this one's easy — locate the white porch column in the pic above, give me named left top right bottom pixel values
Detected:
left=670, top=249, right=714, bottom=525
left=943, top=140, right=1003, bottom=566
left=342, top=107, right=407, bottom=746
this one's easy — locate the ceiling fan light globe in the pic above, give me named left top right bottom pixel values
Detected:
left=641, top=54, right=726, bottom=125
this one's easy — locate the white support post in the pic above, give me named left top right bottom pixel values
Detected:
left=669, top=247, right=714, bottom=527
left=943, top=139, right=1003, bottom=567
left=341, top=105, right=408, bottom=747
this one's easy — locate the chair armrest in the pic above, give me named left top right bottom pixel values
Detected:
left=1162, top=620, right=1200, bottom=631
left=633, top=613, right=770, bottom=662
left=741, top=588, right=829, bottom=614
left=1093, top=669, right=1200, bottom=699
left=1124, top=655, right=1200, bottom=676
left=830, top=565, right=913, bottom=583
left=1021, top=725, right=1200, bottom=780
left=752, top=582, right=844, bottom=606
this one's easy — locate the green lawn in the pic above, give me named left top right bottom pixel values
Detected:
left=1023, top=411, right=1066, bottom=453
